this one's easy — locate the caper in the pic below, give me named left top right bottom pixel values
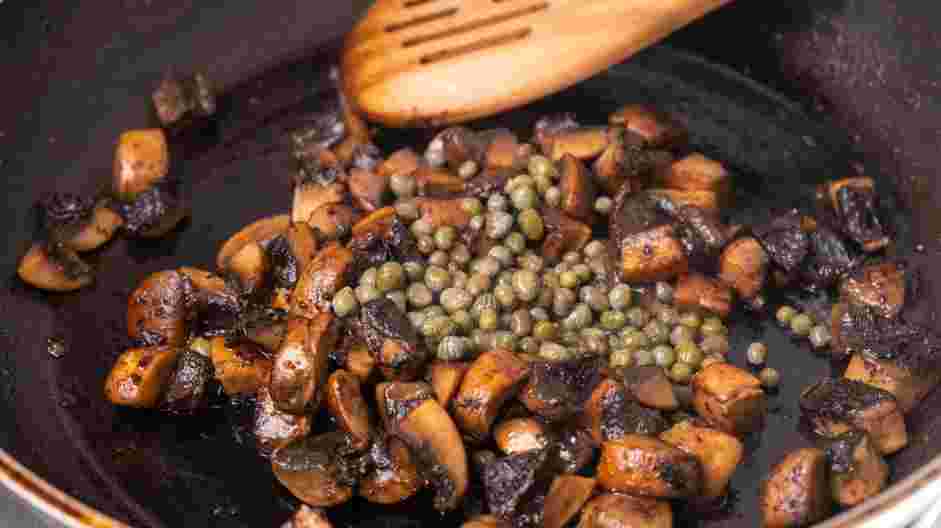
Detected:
left=518, top=252, right=544, bottom=272
left=438, top=336, right=470, bottom=360
left=809, top=325, right=831, bottom=349
left=450, top=243, right=471, bottom=266
left=434, top=225, right=457, bottom=251
left=477, top=256, right=502, bottom=278
left=700, top=317, right=728, bottom=337
left=790, top=313, right=814, bottom=336
left=452, top=309, right=474, bottom=333
left=583, top=240, right=605, bottom=259
left=634, top=349, right=654, bottom=366
left=451, top=270, right=468, bottom=290
left=759, top=367, right=781, bottom=389
left=488, top=245, right=514, bottom=267
left=655, top=282, right=674, bottom=303
left=403, top=261, right=425, bottom=282
left=594, top=196, right=613, bottom=215
left=411, top=217, right=434, bottom=237
left=360, top=267, right=378, bottom=288
left=471, top=330, right=494, bottom=352
left=487, top=193, right=509, bottom=211
left=543, top=271, right=560, bottom=290
left=676, top=341, right=703, bottom=366
left=441, top=288, right=473, bottom=313
left=408, top=311, right=427, bottom=329
left=505, top=175, right=535, bottom=194
left=670, top=325, right=696, bottom=346
left=679, top=311, right=702, bottom=329
left=544, top=186, right=562, bottom=207
left=600, top=310, right=627, bottom=331
left=530, top=307, right=549, bottom=322
left=559, top=271, right=579, bottom=289
left=385, top=290, right=407, bottom=312
left=355, top=284, right=381, bottom=304
left=746, top=342, right=768, bottom=365
left=519, top=336, right=539, bottom=355
left=620, top=328, right=650, bottom=350
left=700, top=335, right=730, bottom=357
left=375, top=262, right=404, bottom=292
left=518, top=208, right=544, bottom=241
left=776, top=305, right=797, bottom=326
left=422, top=316, right=454, bottom=338
left=389, top=172, right=417, bottom=198
left=528, top=155, right=557, bottom=181
left=429, top=250, right=450, bottom=268
left=533, top=320, right=558, bottom=341
left=670, top=362, right=694, bottom=384
left=580, top=332, right=609, bottom=356
left=512, top=269, right=540, bottom=302
left=572, top=263, right=592, bottom=283
left=609, top=285, right=633, bottom=310
left=563, top=303, right=593, bottom=331
left=425, top=266, right=452, bottom=292
left=461, top=197, right=483, bottom=216
left=424, top=306, right=446, bottom=319
left=469, top=215, right=485, bottom=231
left=533, top=172, right=553, bottom=193
left=494, top=284, right=517, bottom=309
left=609, top=348, right=633, bottom=368
left=652, top=345, right=676, bottom=368
left=511, top=186, right=539, bottom=211
left=553, top=288, right=577, bottom=318
left=417, top=235, right=436, bottom=254
left=458, top=160, right=479, bottom=180
left=395, top=199, right=420, bottom=220
left=504, top=232, right=527, bottom=254
left=609, top=334, right=622, bottom=350
left=466, top=274, right=492, bottom=297
left=581, top=286, right=609, bottom=312
left=332, top=287, right=359, bottom=317
left=478, top=308, right=499, bottom=331
left=493, top=331, right=517, bottom=351
left=656, top=306, right=679, bottom=326
left=471, top=293, right=497, bottom=317
left=643, top=320, right=670, bottom=345
left=509, top=310, right=533, bottom=337
left=626, top=306, right=650, bottom=328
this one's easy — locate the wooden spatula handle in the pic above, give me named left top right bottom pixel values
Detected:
left=343, top=0, right=732, bottom=127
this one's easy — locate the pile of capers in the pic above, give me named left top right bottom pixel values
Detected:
left=331, top=151, right=736, bottom=385
left=775, top=305, right=832, bottom=349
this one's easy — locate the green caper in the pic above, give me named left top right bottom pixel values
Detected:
left=479, top=308, right=499, bottom=331
left=450, top=243, right=471, bottom=266
left=518, top=208, right=544, bottom=241
left=519, top=336, right=539, bottom=355
left=493, top=331, right=518, bottom=351
left=572, top=263, right=592, bottom=283
left=563, top=303, right=593, bottom=331
left=434, top=225, right=457, bottom=250
left=504, top=232, right=527, bottom=254
left=471, top=293, right=497, bottom=317
left=403, top=261, right=425, bottom=282
left=512, top=269, right=540, bottom=302
left=580, top=285, right=609, bottom=312
left=609, top=285, right=633, bottom=310
left=759, top=367, right=781, bottom=388
left=488, top=245, right=514, bottom=267
left=472, top=330, right=494, bottom=352
left=700, top=335, right=730, bottom=357
left=670, top=325, right=696, bottom=346
left=679, top=311, right=702, bottom=329
left=544, top=186, right=561, bottom=207
left=494, top=284, right=517, bottom=309
left=422, top=315, right=454, bottom=338
left=656, top=306, right=679, bottom=326
left=417, top=235, right=436, bottom=254
left=452, top=309, right=474, bottom=333
left=467, top=274, right=492, bottom=297
left=559, top=271, right=580, bottom=289
left=676, top=341, right=703, bottom=366
left=700, top=317, right=728, bottom=337
left=746, top=342, right=768, bottom=365
left=389, top=172, right=417, bottom=198
left=528, top=155, right=557, bottom=181
left=553, top=288, right=577, bottom=318
left=355, top=284, right=381, bottom=304
left=583, top=240, right=606, bottom=259
left=530, top=307, right=549, bottom=321
left=652, top=345, right=676, bottom=368
left=395, top=199, right=420, bottom=220
left=790, top=313, right=814, bottom=336
left=626, top=306, right=650, bottom=327
left=375, top=262, right=404, bottom=292
left=425, top=265, right=452, bottom=292
left=510, top=309, right=533, bottom=337
left=809, top=325, right=831, bottom=349
left=332, top=287, right=359, bottom=317
left=609, top=349, right=634, bottom=368
left=511, top=186, right=539, bottom=211
left=458, top=160, right=479, bottom=180
left=477, top=256, right=502, bottom=277
left=440, top=288, right=473, bottom=313
left=533, top=320, right=558, bottom=341
left=437, top=336, right=470, bottom=360
left=670, top=362, right=694, bottom=384
left=542, top=272, right=560, bottom=290
left=609, top=334, right=622, bottom=350
left=620, top=328, right=650, bottom=350
left=655, top=282, right=674, bottom=303
left=424, top=306, right=446, bottom=319
left=429, top=250, right=450, bottom=268
left=487, top=193, right=509, bottom=211
left=600, top=310, right=627, bottom=331
left=776, top=305, right=797, bottom=326
left=411, top=218, right=434, bottom=237
left=505, top=175, right=535, bottom=194
left=580, top=332, right=609, bottom=356
left=518, top=252, right=545, bottom=272
left=533, top=172, right=553, bottom=194
left=451, top=270, right=468, bottom=290
left=594, top=196, right=613, bottom=215
left=643, top=320, right=670, bottom=345
left=360, top=267, right=378, bottom=288
left=634, top=349, right=654, bottom=366
left=539, top=342, right=571, bottom=361
left=461, top=197, right=483, bottom=216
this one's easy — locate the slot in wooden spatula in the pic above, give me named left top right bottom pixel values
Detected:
left=342, top=0, right=732, bottom=127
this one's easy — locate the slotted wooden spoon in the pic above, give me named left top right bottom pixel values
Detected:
left=342, top=0, right=733, bottom=127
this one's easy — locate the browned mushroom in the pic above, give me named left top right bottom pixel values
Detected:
left=826, top=430, right=888, bottom=508
left=377, top=148, right=421, bottom=179
left=160, top=347, right=214, bottom=414
left=517, top=358, right=602, bottom=421
left=647, top=189, right=719, bottom=214
left=718, top=236, right=769, bottom=301
left=484, top=130, right=522, bottom=169
left=325, top=370, right=373, bottom=451
left=483, top=449, right=547, bottom=519
left=673, top=273, right=734, bottom=319
left=271, top=432, right=359, bottom=507
left=351, top=206, right=397, bottom=241
left=127, top=270, right=191, bottom=346
left=542, top=208, right=593, bottom=262
left=112, top=129, right=169, bottom=200
left=542, top=475, right=597, bottom=528
left=413, top=165, right=466, bottom=196
left=290, top=242, right=355, bottom=319
left=824, top=177, right=889, bottom=252
left=839, top=261, right=906, bottom=319
left=376, top=382, right=468, bottom=511
left=226, top=241, right=270, bottom=293
left=17, top=243, right=94, bottom=292
left=216, top=214, right=291, bottom=271
left=285, top=222, right=320, bottom=272
left=461, top=515, right=509, bottom=528
left=615, top=224, right=689, bottom=284
left=67, top=202, right=124, bottom=252
left=608, top=104, right=687, bottom=149
left=417, top=198, right=473, bottom=230
left=493, top=417, right=550, bottom=455
left=104, top=345, right=180, bottom=408
left=547, top=425, right=597, bottom=475
left=558, top=154, right=598, bottom=222
left=691, top=363, right=766, bottom=435
left=359, top=435, right=423, bottom=505
left=761, top=448, right=831, bottom=528
left=844, top=353, right=939, bottom=413
left=550, top=127, right=610, bottom=161
left=282, top=505, right=333, bottom=528
left=348, top=167, right=387, bottom=212
left=658, top=153, right=729, bottom=197
left=308, top=203, right=359, bottom=241
left=577, top=493, right=673, bottom=528
left=660, top=419, right=744, bottom=500
left=452, top=349, right=530, bottom=442
left=586, top=379, right=669, bottom=443
left=355, top=298, right=428, bottom=381
left=597, top=434, right=702, bottom=498
left=209, top=337, right=272, bottom=396
left=253, top=384, right=312, bottom=457
left=618, top=366, right=679, bottom=411
left=292, top=182, right=346, bottom=226
left=270, top=314, right=337, bottom=414
left=427, top=360, right=470, bottom=408
left=800, top=378, right=907, bottom=455
left=344, top=337, right=377, bottom=382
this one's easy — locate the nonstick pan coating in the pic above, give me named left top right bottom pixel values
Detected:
left=1, top=3, right=939, bottom=528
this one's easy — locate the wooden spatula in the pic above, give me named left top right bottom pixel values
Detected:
left=342, top=0, right=732, bottom=127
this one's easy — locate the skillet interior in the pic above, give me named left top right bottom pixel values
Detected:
left=1, top=4, right=939, bottom=528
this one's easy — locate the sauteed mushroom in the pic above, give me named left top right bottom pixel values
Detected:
left=271, top=432, right=361, bottom=507
left=578, top=493, right=673, bottom=528
left=761, top=448, right=831, bottom=528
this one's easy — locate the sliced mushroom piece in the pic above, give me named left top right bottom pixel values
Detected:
left=825, top=430, right=889, bottom=508
left=428, top=360, right=470, bottom=407
left=281, top=505, right=332, bottom=528
left=718, top=236, right=769, bottom=301
left=307, top=203, right=359, bottom=242
left=67, top=202, right=124, bottom=252
left=413, top=166, right=466, bottom=197
left=673, top=273, right=734, bottom=319
left=112, top=129, right=169, bottom=200
left=646, top=189, right=718, bottom=214
left=176, top=266, right=238, bottom=308
left=533, top=113, right=580, bottom=153
left=351, top=206, right=397, bottom=242
left=547, top=425, right=597, bottom=475
left=800, top=377, right=907, bottom=454
left=659, top=418, right=743, bottom=500
left=17, top=243, right=94, bottom=292
left=117, top=180, right=188, bottom=239
left=452, top=349, right=531, bottom=442
left=691, top=363, right=766, bottom=435
left=494, top=418, right=550, bottom=455
left=578, top=493, right=672, bottom=528
left=517, top=358, right=602, bottom=421
left=127, top=270, right=191, bottom=346
left=438, top=127, right=487, bottom=170
left=483, top=449, right=547, bottom=519
left=295, top=143, right=346, bottom=187
left=542, top=475, right=596, bottom=528
left=550, top=127, right=610, bottom=161
left=597, top=434, right=702, bottom=498
left=587, top=379, right=669, bottom=443
left=614, top=224, right=689, bottom=283
left=325, top=370, right=374, bottom=451
left=226, top=241, right=270, bottom=293
left=104, top=345, right=181, bottom=408
left=348, top=167, right=388, bottom=212
left=484, top=130, right=522, bottom=170
left=659, top=153, right=729, bottom=197
left=753, top=210, right=810, bottom=274
left=160, top=348, right=214, bottom=414
left=608, top=104, right=687, bottom=149
left=290, top=242, right=355, bottom=319
left=558, top=154, right=598, bottom=222
left=359, top=435, right=423, bottom=504
left=462, top=515, right=510, bottom=528
left=760, top=448, right=831, bottom=528
left=241, top=310, right=288, bottom=354
left=801, top=224, right=860, bottom=288
left=216, top=214, right=292, bottom=271
left=826, top=177, right=889, bottom=252
left=541, top=208, right=593, bottom=262
left=270, top=314, right=337, bottom=414
left=376, top=382, right=469, bottom=511
left=344, top=338, right=377, bottom=382
left=209, top=337, right=272, bottom=396
left=253, top=384, right=312, bottom=457
left=377, top=148, right=421, bottom=179
left=618, top=366, right=679, bottom=411
left=292, top=181, right=346, bottom=225
left=417, top=198, right=473, bottom=230
left=844, top=353, right=939, bottom=414
left=839, top=261, right=906, bottom=319
left=356, top=298, right=428, bottom=381
left=271, top=432, right=361, bottom=507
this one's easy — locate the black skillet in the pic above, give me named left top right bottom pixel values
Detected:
left=1, top=1, right=940, bottom=527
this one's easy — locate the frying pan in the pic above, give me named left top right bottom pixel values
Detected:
left=1, top=1, right=940, bottom=527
